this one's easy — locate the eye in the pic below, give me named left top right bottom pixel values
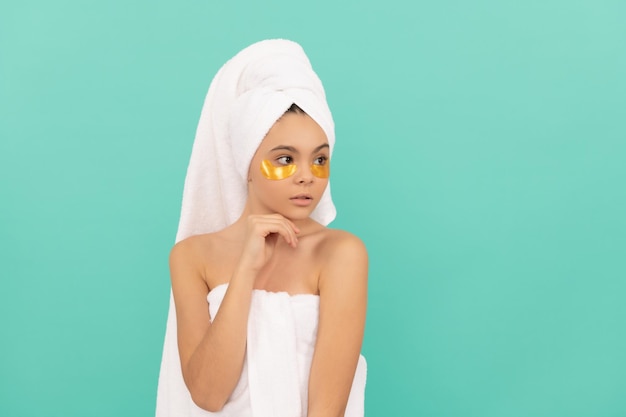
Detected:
left=313, top=156, right=328, bottom=165
left=276, top=156, right=293, bottom=165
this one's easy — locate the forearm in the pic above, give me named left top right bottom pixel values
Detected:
left=307, top=353, right=360, bottom=417
left=307, top=406, right=347, bottom=417
left=183, top=272, right=255, bottom=411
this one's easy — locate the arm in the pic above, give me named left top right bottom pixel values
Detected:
left=307, top=233, right=368, bottom=417
left=170, top=215, right=299, bottom=412
left=170, top=239, right=254, bottom=412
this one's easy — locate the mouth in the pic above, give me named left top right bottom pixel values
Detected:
left=290, top=193, right=314, bottom=206
left=290, top=193, right=313, bottom=201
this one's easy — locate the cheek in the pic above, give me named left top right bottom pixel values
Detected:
left=260, top=159, right=297, bottom=180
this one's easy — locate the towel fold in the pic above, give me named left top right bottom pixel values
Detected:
left=246, top=291, right=302, bottom=417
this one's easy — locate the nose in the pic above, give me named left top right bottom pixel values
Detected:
left=294, top=166, right=314, bottom=184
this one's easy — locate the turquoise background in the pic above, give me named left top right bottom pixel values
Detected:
left=1, top=1, right=625, bottom=416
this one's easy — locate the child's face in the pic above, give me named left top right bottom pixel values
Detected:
left=247, top=112, right=330, bottom=220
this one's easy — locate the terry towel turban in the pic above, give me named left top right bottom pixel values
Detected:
left=176, top=38, right=336, bottom=242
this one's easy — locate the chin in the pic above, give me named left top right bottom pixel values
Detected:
left=279, top=207, right=317, bottom=222
left=282, top=212, right=313, bottom=222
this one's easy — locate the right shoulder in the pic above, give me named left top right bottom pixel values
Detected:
left=170, top=234, right=208, bottom=263
left=169, top=233, right=217, bottom=282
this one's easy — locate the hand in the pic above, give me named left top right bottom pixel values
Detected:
left=237, top=214, right=300, bottom=273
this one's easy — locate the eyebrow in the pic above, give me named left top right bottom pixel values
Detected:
left=270, top=144, right=330, bottom=153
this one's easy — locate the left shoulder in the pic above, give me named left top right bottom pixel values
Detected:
left=317, top=228, right=368, bottom=292
left=319, top=228, right=368, bottom=260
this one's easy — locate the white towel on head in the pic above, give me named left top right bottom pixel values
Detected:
left=175, top=39, right=336, bottom=242
left=156, top=39, right=347, bottom=416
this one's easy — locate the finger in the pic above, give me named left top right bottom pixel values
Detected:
left=288, top=219, right=300, bottom=235
left=258, top=219, right=297, bottom=248
left=278, top=220, right=298, bottom=248
left=268, top=214, right=300, bottom=236
left=276, top=221, right=298, bottom=248
left=250, top=215, right=299, bottom=247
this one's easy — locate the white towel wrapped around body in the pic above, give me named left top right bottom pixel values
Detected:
left=156, top=39, right=366, bottom=416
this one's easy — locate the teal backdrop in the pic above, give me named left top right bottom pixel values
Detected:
left=1, top=1, right=625, bottom=416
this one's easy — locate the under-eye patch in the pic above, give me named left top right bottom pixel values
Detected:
left=260, top=160, right=330, bottom=180
left=261, top=159, right=297, bottom=180
left=310, top=163, right=329, bottom=179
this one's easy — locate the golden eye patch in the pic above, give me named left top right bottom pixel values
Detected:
left=310, top=163, right=329, bottom=178
left=260, top=159, right=330, bottom=180
left=261, top=159, right=297, bottom=180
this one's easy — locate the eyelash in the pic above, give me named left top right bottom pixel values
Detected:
left=276, top=156, right=293, bottom=165
left=276, top=155, right=328, bottom=165
left=313, top=156, right=327, bottom=165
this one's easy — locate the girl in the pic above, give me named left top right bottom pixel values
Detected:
left=156, top=39, right=367, bottom=417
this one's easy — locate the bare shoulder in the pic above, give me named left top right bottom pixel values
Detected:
left=319, top=229, right=368, bottom=263
left=169, top=233, right=222, bottom=285
left=170, top=230, right=242, bottom=290
left=317, top=228, right=368, bottom=292
left=170, top=234, right=210, bottom=267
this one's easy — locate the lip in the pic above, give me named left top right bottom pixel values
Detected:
left=290, top=193, right=314, bottom=206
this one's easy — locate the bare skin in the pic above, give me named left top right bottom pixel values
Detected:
left=170, top=112, right=368, bottom=416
